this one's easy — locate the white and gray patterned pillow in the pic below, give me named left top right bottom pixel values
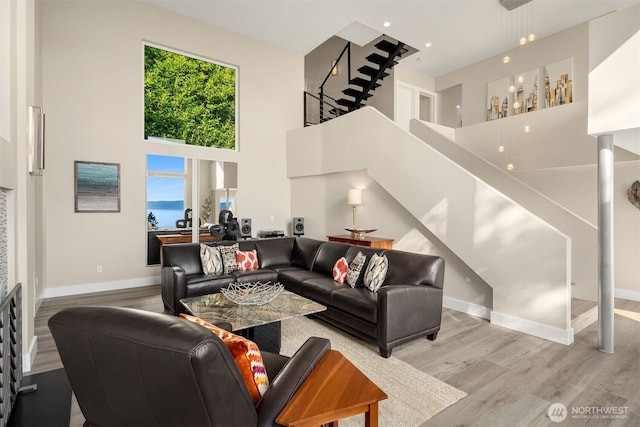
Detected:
left=200, top=244, right=223, bottom=275
left=218, top=243, right=240, bottom=274
left=363, top=253, right=389, bottom=292
left=346, top=251, right=366, bottom=288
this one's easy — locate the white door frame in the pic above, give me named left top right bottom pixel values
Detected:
left=395, top=80, right=438, bottom=127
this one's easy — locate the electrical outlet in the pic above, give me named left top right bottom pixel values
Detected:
left=97, top=265, right=103, bottom=273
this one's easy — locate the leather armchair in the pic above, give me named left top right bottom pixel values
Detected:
left=48, top=306, right=330, bottom=427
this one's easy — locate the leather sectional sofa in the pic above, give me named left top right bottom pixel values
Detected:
left=161, top=236, right=445, bottom=357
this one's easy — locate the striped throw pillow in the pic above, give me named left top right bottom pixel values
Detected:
left=180, top=314, right=269, bottom=404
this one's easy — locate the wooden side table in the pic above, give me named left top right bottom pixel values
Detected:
left=276, top=350, right=387, bottom=427
left=327, top=235, right=393, bottom=249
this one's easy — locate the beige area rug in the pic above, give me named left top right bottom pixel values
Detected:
left=69, top=317, right=466, bottom=426
left=280, top=316, right=467, bottom=426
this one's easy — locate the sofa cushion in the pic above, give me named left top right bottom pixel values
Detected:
left=255, top=238, right=295, bottom=268
left=300, top=276, right=351, bottom=306
left=232, top=269, right=279, bottom=284
left=333, top=257, right=348, bottom=283
left=278, top=269, right=324, bottom=294
left=291, top=238, right=323, bottom=270
left=180, top=314, right=269, bottom=405
left=237, top=249, right=259, bottom=271
left=346, top=251, right=367, bottom=288
left=312, top=242, right=351, bottom=275
left=363, top=253, right=389, bottom=292
left=200, top=244, right=223, bottom=275
left=218, top=243, right=240, bottom=274
left=331, top=288, right=378, bottom=323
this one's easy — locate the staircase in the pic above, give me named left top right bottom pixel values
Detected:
left=288, top=107, right=576, bottom=344
left=304, top=37, right=408, bottom=126
left=335, top=39, right=406, bottom=112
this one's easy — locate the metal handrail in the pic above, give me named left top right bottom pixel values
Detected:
left=304, top=91, right=346, bottom=127
left=320, top=42, right=351, bottom=88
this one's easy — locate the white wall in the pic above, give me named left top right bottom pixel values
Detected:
left=2, top=0, right=40, bottom=371
left=514, top=161, right=640, bottom=295
left=289, top=107, right=573, bottom=342
left=588, top=4, right=640, bottom=146
left=435, top=19, right=640, bottom=299
left=412, top=120, right=598, bottom=302
left=40, top=0, right=302, bottom=295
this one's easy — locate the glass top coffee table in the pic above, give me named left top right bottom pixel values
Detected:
left=180, top=289, right=326, bottom=353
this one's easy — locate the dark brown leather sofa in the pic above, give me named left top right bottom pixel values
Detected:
left=162, top=237, right=445, bottom=357
left=49, top=306, right=331, bottom=427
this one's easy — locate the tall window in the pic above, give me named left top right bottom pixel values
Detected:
left=144, top=45, right=237, bottom=149
left=146, top=155, right=187, bottom=229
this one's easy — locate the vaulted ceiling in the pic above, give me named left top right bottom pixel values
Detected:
left=144, top=0, right=639, bottom=77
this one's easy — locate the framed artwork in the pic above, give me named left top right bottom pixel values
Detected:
left=511, top=68, right=539, bottom=115
left=544, top=57, right=573, bottom=108
left=487, top=77, right=509, bottom=121
left=74, top=161, right=121, bottom=213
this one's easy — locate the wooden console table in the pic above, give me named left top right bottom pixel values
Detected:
left=276, top=350, right=387, bottom=427
left=156, top=233, right=220, bottom=246
left=327, top=235, right=393, bottom=249
left=156, top=234, right=221, bottom=264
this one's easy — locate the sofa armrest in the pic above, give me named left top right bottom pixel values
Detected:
left=378, top=284, right=443, bottom=345
left=255, top=337, right=331, bottom=427
left=161, top=266, right=187, bottom=315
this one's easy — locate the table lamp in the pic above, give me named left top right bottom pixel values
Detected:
left=347, top=188, right=362, bottom=227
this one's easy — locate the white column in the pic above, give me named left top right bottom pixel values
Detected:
left=597, top=134, right=614, bottom=353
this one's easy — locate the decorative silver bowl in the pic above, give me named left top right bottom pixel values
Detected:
left=344, top=227, right=377, bottom=239
left=220, top=281, right=284, bottom=305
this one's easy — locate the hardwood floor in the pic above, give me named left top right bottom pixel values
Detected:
left=30, top=286, right=639, bottom=426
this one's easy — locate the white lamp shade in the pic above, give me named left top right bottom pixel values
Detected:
left=347, top=188, right=362, bottom=205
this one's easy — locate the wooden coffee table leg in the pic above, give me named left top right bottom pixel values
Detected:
left=365, top=402, right=379, bottom=427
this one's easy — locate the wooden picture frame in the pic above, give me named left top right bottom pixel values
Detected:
left=74, top=161, right=121, bottom=213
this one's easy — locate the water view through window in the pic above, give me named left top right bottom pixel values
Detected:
left=146, top=154, right=185, bottom=228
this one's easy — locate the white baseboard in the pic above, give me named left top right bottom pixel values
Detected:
left=490, top=311, right=574, bottom=345
left=22, top=336, right=37, bottom=373
left=615, top=288, right=640, bottom=301
left=443, top=296, right=491, bottom=320
left=43, top=276, right=160, bottom=299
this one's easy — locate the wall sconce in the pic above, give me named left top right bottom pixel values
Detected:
left=331, top=59, right=339, bottom=76
left=28, top=106, right=45, bottom=176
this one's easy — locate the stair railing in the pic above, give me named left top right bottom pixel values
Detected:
left=304, top=91, right=347, bottom=126
left=318, top=42, right=351, bottom=124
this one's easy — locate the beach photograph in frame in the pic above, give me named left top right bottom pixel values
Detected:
left=74, top=161, right=121, bottom=213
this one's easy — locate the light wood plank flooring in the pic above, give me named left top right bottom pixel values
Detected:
left=30, top=286, right=639, bottom=426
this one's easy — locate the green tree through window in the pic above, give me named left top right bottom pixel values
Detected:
left=144, top=45, right=236, bottom=149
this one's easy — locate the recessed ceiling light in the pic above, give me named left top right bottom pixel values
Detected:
left=383, top=22, right=391, bottom=28
left=424, top=42, right=432, bottom=48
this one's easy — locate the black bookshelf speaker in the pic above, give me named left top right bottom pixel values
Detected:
left=293, top=217, right=305, bottom=236
left=240, top=218, right=252, bottom=238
